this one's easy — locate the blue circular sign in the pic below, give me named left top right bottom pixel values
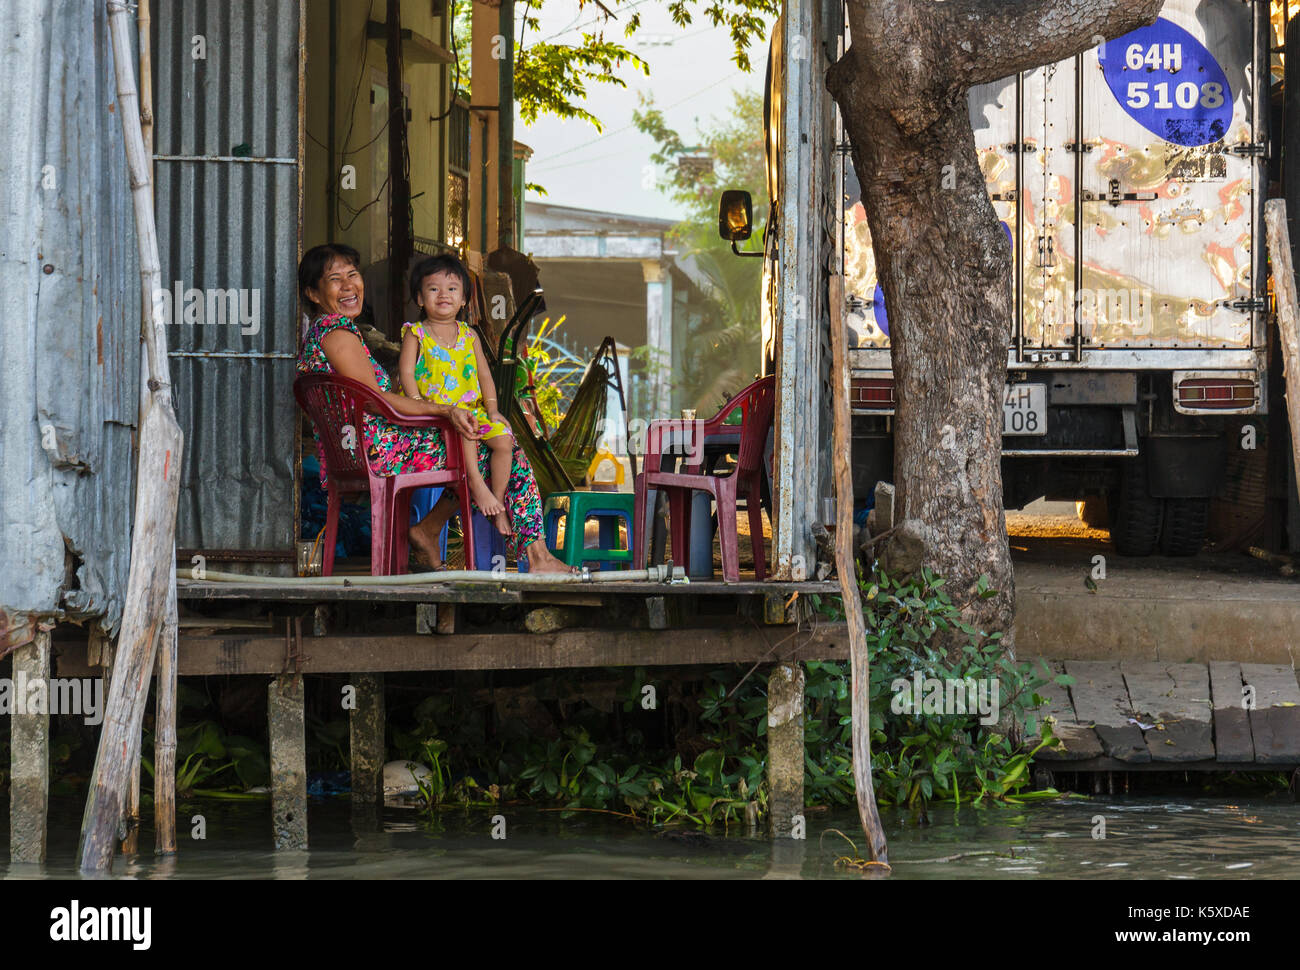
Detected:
left=1098, top=18, right=1232, bottom=147
left=872, top=284, right=889, bottom=337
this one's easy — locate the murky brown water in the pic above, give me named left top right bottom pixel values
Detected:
left=3, top=793, right=1296, bottom=879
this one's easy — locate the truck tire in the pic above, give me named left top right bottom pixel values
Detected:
left=1111, top=462, right=1162, bottom=557
left=1160, top=499, right=1210, bottom=557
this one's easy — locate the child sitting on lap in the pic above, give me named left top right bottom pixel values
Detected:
left=399, top=254, right=514, bottom=536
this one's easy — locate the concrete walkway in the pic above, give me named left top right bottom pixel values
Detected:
left=1012, top=537, right=1300, bottom=665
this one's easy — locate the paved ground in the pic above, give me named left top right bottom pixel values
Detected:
left=1009, top=502, right=1300, bottom=664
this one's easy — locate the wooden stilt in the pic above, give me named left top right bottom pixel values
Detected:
left=268, top=675, right=308, bottom=850
left=154, top=573, right=178, bottom=854
left=9, top=630, right=51, bottom=864
left=766, top=662, right=805, bottom=838
left=121, top=754, right=141, bottom=853
left=349, top=673, right=385, bottom=807
left=830, top=273, right=889, bottom=864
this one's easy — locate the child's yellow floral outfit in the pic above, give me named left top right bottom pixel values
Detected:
left=402, top=321, right=513, bottom=440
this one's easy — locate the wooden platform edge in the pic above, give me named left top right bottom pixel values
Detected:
left=53, top=623, right=852, bottom=677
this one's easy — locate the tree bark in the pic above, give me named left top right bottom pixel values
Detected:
left=826, top=0, right=1163, bottom=648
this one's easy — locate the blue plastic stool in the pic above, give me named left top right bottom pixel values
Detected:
left=543, top=491, right=634, bottom=570
left=408, top=487, right=528, bottom=571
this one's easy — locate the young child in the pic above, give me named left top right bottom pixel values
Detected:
left=399, top=255, right=514, bottom=537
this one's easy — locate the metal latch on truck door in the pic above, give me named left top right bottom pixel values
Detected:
left=1082, top=179, right=1157, bottom=207
left=1222, top=298, right=1266, bottom=313
left=1229, top=142, right=1268, bottom=158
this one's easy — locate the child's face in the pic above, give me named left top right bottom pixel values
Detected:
left=417, top=270, right=465, bottom=321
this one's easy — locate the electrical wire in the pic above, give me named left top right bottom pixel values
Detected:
left=428, top=0, right=464, bottom=122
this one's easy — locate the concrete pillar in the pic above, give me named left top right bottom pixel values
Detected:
left=268, top=675, right=308, bottom=850
left=642, top=259, right=672, bottom=417
left=349, top=673, right=386, bottom=809
left=767, top=662, right=805, bottom=839
left=8, top=630, right=51, bottom=864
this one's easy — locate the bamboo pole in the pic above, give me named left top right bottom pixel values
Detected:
left=80, top=0, right=184, bottom=872
left=137, top=0, right=178, bottom=858
left=1265, top=200, right=1300, bottom=520
left=139, top=0, right=153, bottom=164
left=829, top=274, right=889, bottom=865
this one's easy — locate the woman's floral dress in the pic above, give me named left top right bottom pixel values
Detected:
left=298, top=314, right=545, bottom=551
left=402, top=320, right=512, bottom=441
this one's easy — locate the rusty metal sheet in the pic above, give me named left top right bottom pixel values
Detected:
left=1, top=0, right=140, bottom=634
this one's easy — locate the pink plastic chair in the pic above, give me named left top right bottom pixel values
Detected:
left=293, top=374, right=476, bottom=575
left=633, top=375, right=775, bottom=582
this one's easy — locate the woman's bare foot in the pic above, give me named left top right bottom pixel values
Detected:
left=469, top=478, right=504, bottom=517
left=408, top=491, right=457, bottom=570
left=525, top=539, right=578, bottom=574
left=492, top=509, right=513, bottom=537
left=408, top=524, right=444, bottom=571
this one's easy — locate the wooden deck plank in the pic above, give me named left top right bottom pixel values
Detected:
left=1208, top=662, right=1255, bottom=763
left=1062, top=661, right=1150, bottom=763
left=1120, top=662, right=1213, bottom=763
left=1240, top=663, right=1300, bottom=764
left=1029, top=660, right=1103, bottom=761
left=156, top=623, right=851, bottom=675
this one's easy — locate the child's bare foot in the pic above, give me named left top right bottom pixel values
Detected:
left=492, top=509, right=513, bottom=537
left=470, top=479, right=504, bottom=517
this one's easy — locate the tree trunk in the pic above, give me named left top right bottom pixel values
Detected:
left=827, top=0, right=1165, bottom=648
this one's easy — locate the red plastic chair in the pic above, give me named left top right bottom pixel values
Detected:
left=293, top=374, right=476, bottom=575
left=633, top=375, right=775, bottom=582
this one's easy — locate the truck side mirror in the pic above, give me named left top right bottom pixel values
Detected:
left=718, top=190, right=753, bottom=242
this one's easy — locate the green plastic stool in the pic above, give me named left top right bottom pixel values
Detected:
left=543, top=491, right=635, bottom=570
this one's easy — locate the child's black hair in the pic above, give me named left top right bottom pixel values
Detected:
left=409, top=253, right=473, bottom=315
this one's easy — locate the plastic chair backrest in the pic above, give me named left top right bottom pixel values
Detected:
left=719, top=376, right=776, bottom=476
left=293, top=374, right=376, bottom=491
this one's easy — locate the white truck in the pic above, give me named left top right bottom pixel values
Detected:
left=847, top=0, right=1269, bottom=556
left=725, top=0, right=1272, bottom=557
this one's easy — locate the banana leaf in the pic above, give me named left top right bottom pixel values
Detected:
left=510, top=396, right=574, bottom=498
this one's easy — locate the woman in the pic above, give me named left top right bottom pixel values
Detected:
left=297, top=243, right=572, bottom=574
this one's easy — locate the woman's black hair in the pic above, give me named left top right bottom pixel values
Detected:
left=299, top=243, right=362, bottom=315
left=409, top=253, right=472, bottom=309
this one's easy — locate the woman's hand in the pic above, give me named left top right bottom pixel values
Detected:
left=440, top=404, right=482, bottom=439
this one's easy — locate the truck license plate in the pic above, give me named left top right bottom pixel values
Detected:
left=1003, top=384, right=1046, bottom=436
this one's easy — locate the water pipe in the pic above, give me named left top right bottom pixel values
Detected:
left=185, top=564, right=686, bottom=587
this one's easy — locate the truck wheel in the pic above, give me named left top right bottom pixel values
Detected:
left=1076, top=495, right=1109, bottom=530
left=1160, top=499, right=1210, bottom=557
left=1111, top=463, right=1162, bottom=557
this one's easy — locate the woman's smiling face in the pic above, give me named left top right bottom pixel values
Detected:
left=307, top=257, right=364, bottom=318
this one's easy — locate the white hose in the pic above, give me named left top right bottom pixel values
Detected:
left=186, top=564, right=686, bottom=586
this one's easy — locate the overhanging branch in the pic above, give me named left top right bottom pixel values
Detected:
left=948, top=0, right=1165, bottom=86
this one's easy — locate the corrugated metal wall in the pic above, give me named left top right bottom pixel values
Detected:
left=0, top=0, right=141, bottom=650
left=152, top=0, right=301, bottom=554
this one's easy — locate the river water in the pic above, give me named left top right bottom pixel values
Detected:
left=2, top=792, right=1296, bottom=878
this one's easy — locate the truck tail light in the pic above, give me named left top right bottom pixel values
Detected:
left=851, top=377, right=895, bottom=409
left=1176, top=377, right=1257, bottom=411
